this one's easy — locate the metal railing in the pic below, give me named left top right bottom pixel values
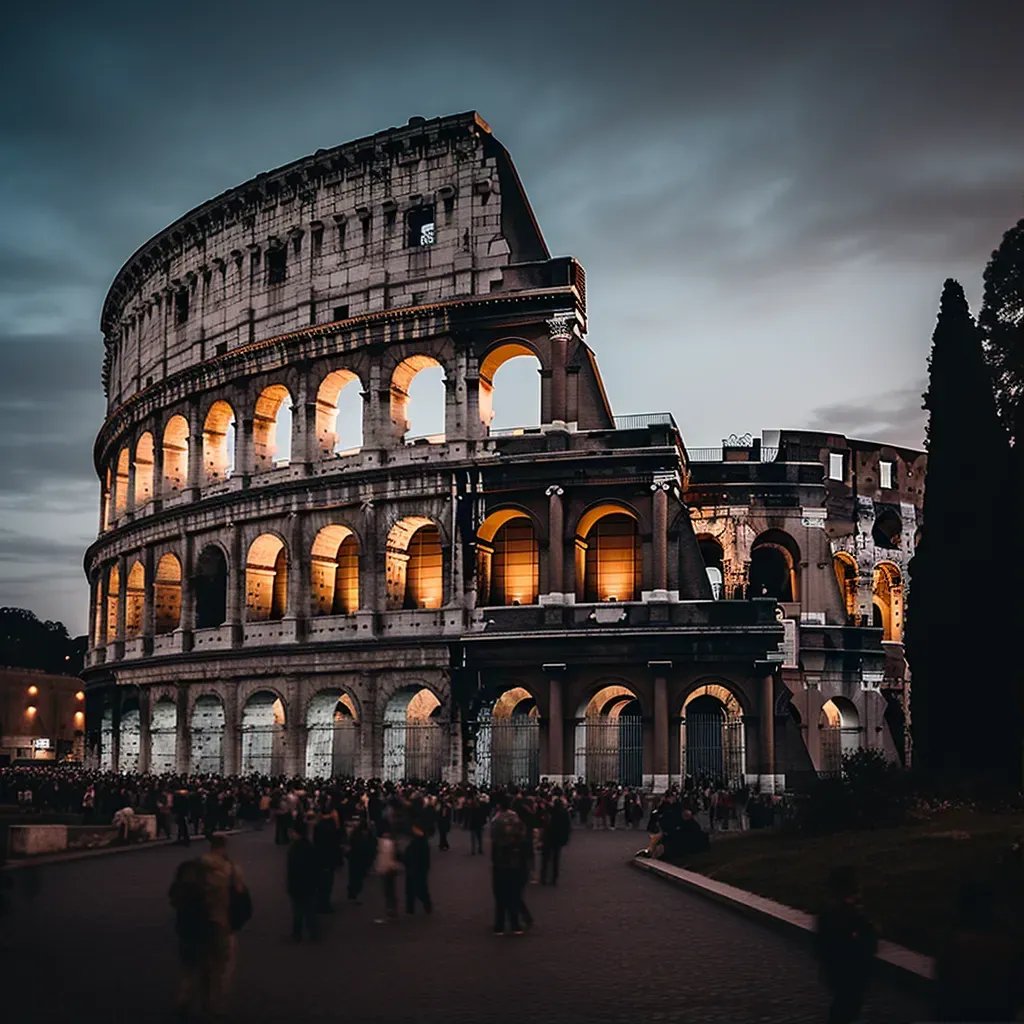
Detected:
left=686, top=445, right=781, bottom=464
left=613, top=412, right=676, bottom=430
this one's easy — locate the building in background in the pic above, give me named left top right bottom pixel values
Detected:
left=0, top=668, right=86, bottom=765
left=81, top=112, right=923, bottom=790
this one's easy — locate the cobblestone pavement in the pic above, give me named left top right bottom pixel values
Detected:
left=2, top=825, right=928, bottom=1023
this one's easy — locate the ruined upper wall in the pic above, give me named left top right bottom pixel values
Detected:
left=100, top=112, right=553, bottom=412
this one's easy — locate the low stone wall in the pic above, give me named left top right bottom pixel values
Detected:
left=7, top=815, right=158, bottom=859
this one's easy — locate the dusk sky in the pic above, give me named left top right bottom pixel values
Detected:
left=1, top=1, right=1022, bottom=634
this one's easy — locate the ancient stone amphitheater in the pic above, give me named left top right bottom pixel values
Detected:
left=83, top=111, right=908, bottom=790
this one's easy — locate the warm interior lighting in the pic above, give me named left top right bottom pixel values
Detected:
left=74, top=711, right=85, bottom=724
left=27, top=685, right=38, bottom=696
left=75, top=691, right=85, bottom=701
left=26, top=705, right=37, bottom=716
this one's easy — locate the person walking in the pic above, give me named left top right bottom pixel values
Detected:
left=346, top=815, right=373, bottom=904
left=403, top=824, right=432, bottom=915
left=541, top=796, right=571, bottom=885
left=373, top=824, right=401, bottom=924
left=173, top=788, right=191, bottom=846
left=468, top=796, right=487, bottom=855
left=815, top=865, right=879, bottom=1024
left=286, top=821, right=320, bottom=942
left=437, top=798, right=452, bottom=852
left=198, top=834, right=246, bottom=1020
left=490, top=794, right=528, bottom=936
left=168, top=856, right=210, bottom=1021
left=312, top=809, right=342, bottom=913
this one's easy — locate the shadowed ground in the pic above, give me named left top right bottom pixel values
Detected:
left=2, top=826, right=927, bottom=1022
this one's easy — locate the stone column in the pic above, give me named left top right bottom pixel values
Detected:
left=110, top=695, right=122, bottom=774
left=137, top=688, right=152, bottom=774
left=758, top=663, right=777, bottom=793
left=177, top=533, right=195, bottom=652
left=126, top=447, right=137, bottom=517
left=545, top=485, right=565, bottom=599
left=285, top=513, right=306, bottom=640
left=652, top=482, right=669, bottom=596
left=151, top=425, right=165, bottom=509
left=228, top=523, right=245, bottom=647
left=186, top=399, right=203, bottom=496
left=113, top=553, right=128, bottom=660
left=855, top=572, right=874, bottom=627
left=545, top=664, right=566, bottom=785
left=237, top=416, right=255, bottom=481
left=222, top=687, right=239, bottom=776
left=142, top=545, right=156, bottom=656
left=97, top=567, right=110, bottom=656
left=546, top=313, right=573, bottom=428
left=650, top=662, right=671, bottom=792
left=175, top=684, right=191, bottom=773
left=291, top=370, right=314, bottom=471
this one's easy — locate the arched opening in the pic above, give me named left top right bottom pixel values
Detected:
left=479, top=343, right=542, bottom=432
left=392, top=355, right=445, bottom=443
left=190, top=694, right=225, bottom=774
left=114, top=448, right=130, bottom=517
left=106, top=564, right=120, bottom=643
left=134, top=433, right=154, bottom=507
left=386, top=517, right=443, bottom=610
left=316, top=369, right=363, bottom=455
left=100, top=707, right=113, bottom=770
left=245, top=534, right=288, bottom=622
left=819, top=697, right=861, bottom=774
left=472, top=686, right=540, bottom=786
left=476, top=510, right=539, bottom=606
left=383, top=686, right=443, bottom=782
left=162, top=415, right=189, bottom=495
left=240, top=691, right=286, bottom=775
left=150, top=698, right=177, bottom=773
left=92, top=576, right=103, bottom=646
left=202, top=401, right=236, bottom=482
left=573, top=684, right=643, bottom=786
left=698, top=535, right=725, bottom=599
left=118, top=701, right=140, bottom=773
left=253, top=384, right=293, bottom=471
left=305, top=691, right=359, bottom=778
left=749, top=529, right=800, bottom=601
left=576, top=505, right=641, bottom=602
left=833, top=551, right=858, bottom=622
left=154, top=553, right=182, bottom=633
left=680, top=684, right=745, bottom=787
left=872, top=507, right=903, bottom=550
left=194, top=545, right=228, bottom=629
left=124, top=561, right=145, bottom=640
left=873, top=561, right=903, bottom=641
left=310, top=525, right=360, bottom=615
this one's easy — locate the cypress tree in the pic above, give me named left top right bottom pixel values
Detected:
left=907, top=280, right=1011, bottom=791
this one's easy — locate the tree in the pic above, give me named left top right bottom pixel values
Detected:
left=0, top=607, right=82, bottom=675
left=979, top=216, right=1024, bottom=441
left=907, top=280, right=1015, bottom=791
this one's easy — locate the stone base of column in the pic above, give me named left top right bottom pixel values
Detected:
left=541, top=420, right=572, bottom=434
left=539, top=592, right=574, bottom=606
left=651, top=773, right=670, bottom=793
left=752, top=773, right=786, bottom=794
left=642, top=773, right=655, bottom=791
left=542, top=774, right=565, bottom=787
left=642, top=589, right=679, bottom=603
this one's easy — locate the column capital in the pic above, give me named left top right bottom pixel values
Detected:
left=545, top=485, right=564, bottom=497
left=546, top=312, right=576, bottom=341
left=542, top=663, right=566, bottom=674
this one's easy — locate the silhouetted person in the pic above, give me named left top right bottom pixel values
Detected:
left=403, top=824, right=432, bottom=914
left=934, top=882, right=1021, bottom=1021
left=469, top=798, right=487, bottom=855
left=346, top=816, right=373, bottom=903
left=490, top=794, right=527, bottom=935
left=541, top=798, right=570, bottom=884
left=286, top=821, right=319, bottom=942
left=312, top=812, right=341, bottom=912
left=815, top=865, right=878, bottom=1024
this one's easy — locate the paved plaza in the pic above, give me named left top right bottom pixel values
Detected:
left=3, top=827, right=927, bottom=1023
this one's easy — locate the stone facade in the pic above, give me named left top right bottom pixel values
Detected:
left=83, top=112, right=918, bottom=791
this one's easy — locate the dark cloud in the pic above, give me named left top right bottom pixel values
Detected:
left=0, top=0, right=1021, bottom=630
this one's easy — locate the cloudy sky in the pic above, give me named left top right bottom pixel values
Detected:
left=1, top=1, right=1021, bottom=634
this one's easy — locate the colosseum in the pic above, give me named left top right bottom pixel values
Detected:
left=82, top=111, right=924, bottom=791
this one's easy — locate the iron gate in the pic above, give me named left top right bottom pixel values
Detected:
left=473, top=715, right=540, bottom=787
left=683, top=713, right=745, bottom=785
left=573, top=715, right=643, bottom=786
left=306, top=720, right=360, bottom=779
left=382, top=720, right=443, bottom=782
left=819, top=725, right=860, bottom=775
left=240, top=725, right=285, bottom=776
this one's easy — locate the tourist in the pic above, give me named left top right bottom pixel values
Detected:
left=437, top=795, right=452, bottom=851
left=286, top=820, right=319, bottom=942
left=345, top=814, right=373, bottom=904
left=168, top=856, right=211, bottom=1021
left=468, top=795, right=488, bottom=855
left=541, top=796, right=571, bottom=884
left=815, top=865, right=878, bottom=1024
left=403, top=823, right=432, bottom=915
left=373, top=823, right=400, bottom=924
left=199, top=834, right=246, bottom=1019
left=490, top=793, right=528, bottom=935
left=312, top=807, right=342, bottom=913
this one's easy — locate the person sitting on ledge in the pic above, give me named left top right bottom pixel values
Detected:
left=661, top=808, right=710, bottom=859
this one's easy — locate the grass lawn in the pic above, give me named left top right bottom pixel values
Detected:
left=675, top=809, right=1024, bottom=957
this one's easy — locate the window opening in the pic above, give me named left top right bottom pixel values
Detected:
left=174, top=289, right=189, bottom=325
left=267, top=247, right=287, bottom=285
left=828, top=452, right=844, bottom=481
left=407, top=206, right=436, bottom=247
left=879, top=460, right=894, bottom=489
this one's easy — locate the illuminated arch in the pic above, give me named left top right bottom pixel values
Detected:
left=305, top=690, right=360, bottom=778
left=681, top=682, right=746, bottom=785
left=134, top=432, right=154, bottom=507
left=154, top=553, right=182, bottom=633
left=819, top=696, right=861, bottom=772
left=124, top=560, right=145, bottom=639
left=697, top=534, right=725, bottom=599
left=150, top=698, right=177, bottom=773
left=575, top=504, right=641, bottom=603
left=310, top=524, right=360, bottom=615
left=873, top=561, right=903, bottom=641
left=391, top=354, right=445, bottom=442
left=385, top=516, right=443, bottom=610
left=383, top=685, right=443, bottom=781
left=574, top=683, right=643, bottom=785
left=478, top=341, right=542, bottom=431
left=750, top=529, right=801, bottom=601
left=245, top=533, right=288, bottom=622
left=240, top=691, right=287, bottom=774
left=190, top=693, right=225, bottom=774
left=315, top=369, right=362, bottom=455
left=106, top=564, right=120, bottom=643
left=114, top=447, right=130, bottom=516
left=253, top=383, right=292, bottom=471
left=833, top=551, right=858, bottom=620
left=162, top=415, right=189, bottom=494
left=202, top=400, right=236, bottom=482
left=477, top=509, right=539, bottom=606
